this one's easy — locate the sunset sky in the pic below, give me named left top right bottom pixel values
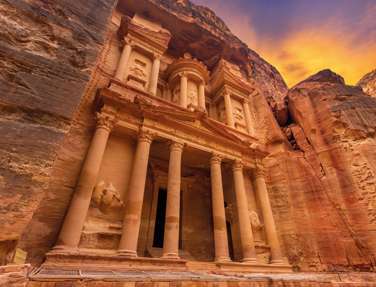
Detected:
left=192, top=0, right=376, bottom=87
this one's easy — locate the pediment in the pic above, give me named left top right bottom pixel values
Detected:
left=139, top=103, right=251, bottom=146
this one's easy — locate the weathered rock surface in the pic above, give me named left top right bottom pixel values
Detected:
left=0, top=0, right=117, bottom=264
left=267, top=69, right=376, bottom=271
left=358, top=69, right=376, bottom=97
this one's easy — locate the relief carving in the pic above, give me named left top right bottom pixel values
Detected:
left=218, top=101, right=226, bottom=123
left=92, top=181, right=124, bottom=214
left=127, top=51, right=152, bottom=91
left=249, top=210, right=263, bottom=230
left=187, top=80, right=198, bottom=107
left=225, top=203, right=234, bottom=223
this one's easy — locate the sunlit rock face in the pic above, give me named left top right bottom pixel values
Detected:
left=267, top=69, right=376, bottom=271
left=358, top=69, right=376, bottom=98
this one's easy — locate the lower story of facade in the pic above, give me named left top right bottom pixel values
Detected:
left=41, top=85, right=291, bottom=273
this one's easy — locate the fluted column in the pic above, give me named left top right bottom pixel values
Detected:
left=180, top=73, right=188, bottom=108
left=254, top=166, right=283, bottom=264
left=243, top=99, right=253, bottom=135
left=55, top=111, right=117, bottom=249
left=149, top=54, right=161, bottom=96
left=232, top=160, right=257, bottom=263
left=115, top=39, right=132, bottom=81
left=224, top=93, right=235, bottom=128
left=210, top=154, right=230, bottom=262
left=118, top=130, right=153, bottom=257
left=162, top=142, right=184, bottom=259
left=198, top=82, right=206, bottom=111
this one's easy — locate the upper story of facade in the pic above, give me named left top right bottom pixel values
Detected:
left=103, top=11, right=260, bottom=141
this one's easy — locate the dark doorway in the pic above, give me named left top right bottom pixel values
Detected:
left=226, top=221, right=235, bottom=260
left=153, top=188, right=167, bottom=248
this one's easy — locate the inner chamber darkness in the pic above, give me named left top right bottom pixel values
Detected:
left=153, top=188, right=167, bottom=248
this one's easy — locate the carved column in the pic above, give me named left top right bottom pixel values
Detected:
left=118, top=130, right=153, bottom=257
left=180, top=73, right=188, bottom=108
left=55, top=110, right=117, bottom=249
left=210, top=154, right=230, bottom=262
left=224, top=93, right=235, bottom=128
left=115, top=39, right=132, bottom=81
left=162, top=142, right=184, bottom=259
left=149, top=54, right=161, bottom=96
left=243, top=99, right=253, bottom=135
left=198, top=82, right=206, bottom=111
left=232, top=160, right=257, bottom=263
left=254, top=165, right=284, bottom=264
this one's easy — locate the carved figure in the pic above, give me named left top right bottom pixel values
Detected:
left=233, top=106, right=244, bottom=122
left=92, top=181, right=124, bottom=212
left=249, top=210, right=263, bottom=230
left=225, top=203, right=234, bottom=223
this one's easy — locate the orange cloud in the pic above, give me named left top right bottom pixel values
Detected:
left=259, top=22, right=376, bottom=87
left=193, top=0, right=376, bottom=87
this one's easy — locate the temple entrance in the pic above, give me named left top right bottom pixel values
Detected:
left=226, top=221, right=235, bottom=261
left=153, top=188, right=167, bottom=248
left=152, top=188, right=183, bottom=249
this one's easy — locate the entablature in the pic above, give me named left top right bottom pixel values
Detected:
left=96, top=86, right=267, bottom=167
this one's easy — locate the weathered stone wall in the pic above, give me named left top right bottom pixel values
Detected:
left=0, top=0, right=117, bottom=264
left=266, top=70, right=376, bottom=271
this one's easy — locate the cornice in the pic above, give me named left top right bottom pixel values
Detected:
left=118, top=16, right=171, bottom=53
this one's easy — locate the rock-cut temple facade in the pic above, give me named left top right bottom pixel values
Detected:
left=1, top=0, right=376, bottom=286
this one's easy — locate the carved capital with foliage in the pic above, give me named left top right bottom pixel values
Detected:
left=210, top=153, right=222, bottom=165
left=232, top=159, right=243, bottom=171
left=96, top=110, right=118, bottom=132
left=138, top=129, right=154, bottom=144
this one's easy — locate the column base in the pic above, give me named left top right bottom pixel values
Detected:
left=161, top=253, right=180, bottom=260
left=241, top=257, right=258, bottom=264
left=215, top=256, right=231, bottom=263
left=51, top=245, right=79, bottom=253
left=118, top=249, right=138, bottom=258
left=271, top=258, right=286, bottom=265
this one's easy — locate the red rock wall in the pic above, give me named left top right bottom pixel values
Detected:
left=0, top=0, right=117, bottom=264
left=265, top=71, right=376, bottom=271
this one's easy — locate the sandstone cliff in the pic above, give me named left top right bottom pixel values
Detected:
left=0, top=0, right=117, bottom=264
left=358, top=69, right=376, bottom=97
left=266, top=70, right=376, bottom=271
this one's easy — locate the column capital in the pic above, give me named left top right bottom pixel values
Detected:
left=224, top=92, right=231, bottom=98
left=255, top=165, right=266, bottom=178
left=138, top=129, right=154, bottom=143
left=96, top=111, right=118, bottom=131
left=210, top=154, right=222, bottom=165
left=123, top=37, right=133, bottom=47
left=169, top=141, right=184, bottom=152
left=243, top=98, right=250, bottom=104
left=232, top=160, right=243, bottom=171
left=152, top=53, right=162, bottom=60
left=178, top=72, right=188, bottom=78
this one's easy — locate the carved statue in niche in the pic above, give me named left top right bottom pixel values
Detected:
left=218, top=101, right=226, bottom=123
left=92, top=181, right=124, bottom=216
left=249, top=210, right=264, bottom=243
left=172, top=85, right=180, bottom=104
left=187, top=80, right=198, bottom=107
left=225, top=203, right=234, bottom=223
left=127, top=51, right=151, bottom=91
left=232, top=99, right=245, bottom=124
